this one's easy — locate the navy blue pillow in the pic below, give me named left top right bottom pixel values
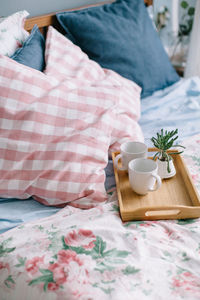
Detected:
left=11, top=25, right=45, bottom=71
left=56, top=0, right=180, bottom=98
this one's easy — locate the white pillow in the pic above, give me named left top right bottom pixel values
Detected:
left=0, top=10, right=29, bottom=56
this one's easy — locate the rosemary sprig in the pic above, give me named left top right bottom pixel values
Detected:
left=151, top=129, right=185, bottom=173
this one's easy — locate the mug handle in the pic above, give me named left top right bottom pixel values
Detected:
left=114, top=154, right=127, bottom=171
left=148, top=174, right=162, bottom=192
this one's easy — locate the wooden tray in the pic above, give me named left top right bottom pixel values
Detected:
left=112, top=148, right=200, bottom=221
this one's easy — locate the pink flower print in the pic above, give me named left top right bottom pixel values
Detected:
left=139, top=223, right=149, bottom=227
left=183, top=271, right=192, bottom=278
left=164, top=227, right=175, bottom=238
left=49, top=263, right=68, bottom=285
left=0, top=262, right=11, bottom=288
left=191, top=174, right=199, bottom=183
left=49, top=251, right=83, bottom=286
left=173, top=278, right=182, bottom=288
left=172, top=271, right=200, bottom=295
left=57, top=250, right=83, bottom=266
left=47, top=282, right=60, bottom=291
left=139, top=221, right=157, bottom=227
left=64, top=229, right=96, bottom=249
left=25, top=256, right=44, bottom=275
left=0, top=261, right=9, bottom=271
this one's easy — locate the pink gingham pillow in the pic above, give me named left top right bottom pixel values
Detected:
left=44, top=27, right=144, bottom=151
left=0, top=11, right=29, bottom=56
left=0, top=55, right=118, bottom=208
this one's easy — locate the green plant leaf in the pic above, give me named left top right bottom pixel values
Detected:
left=62, top=236, right=90, bottom=255
left=151, top=129, right=184, bottom=160
left=153, top=152, right=160, bottom=160
left=43, top=281, right=49, bottom=292
left=111, top=204, right=119, bottom=212
left=100, top=287, right=114, bottom=294
left=103, top=248, right=130, bottom=258
left=165, top=153, right=171, bottom=173
left=92, top=237, right=107, bottom=258
left=177, top=219, right=196, bottom=225
left=0, top=245, right=16, bottom=257
left=15, top=257, right=26, bottom=267
left=101, top=279, right=116, bottom=284
left=4, top=275, right=15, bottom=288
left=122, top=266, right=140, bottom=275
left=28, top=272, right=54, bottom=287
left=174, top=144, right=186, bottom=148
left=5, top=275, right=15, bottom=284
left=169, top=151, right=184, bottom=155
left=94, top=265, right=115, bottom=273
left=181, top=1, right=189, bottom=9
left=188, top=7, right=195, bottom=16
left=39, top=269, right=53, bottom=275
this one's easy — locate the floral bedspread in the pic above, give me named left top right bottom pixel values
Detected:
left=1, top=134, right=200, bottom=300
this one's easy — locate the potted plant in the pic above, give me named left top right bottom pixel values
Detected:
left=151, top=129, right=185, bottom=179
left=155, top=1, right=195, bottom=70
left=170, top=0, right=195, bottom=68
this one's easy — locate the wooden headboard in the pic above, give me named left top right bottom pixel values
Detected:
left=24, top=0, right=153, bottom=33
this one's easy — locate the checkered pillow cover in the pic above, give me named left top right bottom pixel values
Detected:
left=0, top=26, right=143, bottom=208
left=0, top=55, right=118, bottom=208
left=44, top=26, right=144, bottom=152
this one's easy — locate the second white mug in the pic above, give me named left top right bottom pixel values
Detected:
left=114, top=141, right=148, bottom=171
left=128, top=158, right=162, bottom=195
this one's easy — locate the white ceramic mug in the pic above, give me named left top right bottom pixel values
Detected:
left=114, top=141, right=148, bottom=171
left=128, top=158, right=162, bottom=195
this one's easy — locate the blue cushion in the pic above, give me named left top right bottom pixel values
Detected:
left=56, top=0, right=180, bottom=98
left=11, top=25, right=45, bottom=71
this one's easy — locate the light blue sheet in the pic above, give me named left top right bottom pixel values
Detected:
left=1, top=76, right=200, bottom=234
left=140, top=76, right=200, bottom=147
left=0, top=198, right=60, bottom=234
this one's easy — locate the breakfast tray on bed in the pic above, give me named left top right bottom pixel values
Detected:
left=112, top=148, right=200, bottom=221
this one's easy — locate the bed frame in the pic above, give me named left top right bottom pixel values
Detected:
left=24, top=0, right=152, bottom=33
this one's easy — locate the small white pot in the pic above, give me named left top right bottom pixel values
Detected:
left=157, top=158, right=176, bottom=179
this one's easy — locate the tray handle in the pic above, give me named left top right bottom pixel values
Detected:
left=145, top=209, right=181, bottom=218
left=130, top=205, right=200, bottom=220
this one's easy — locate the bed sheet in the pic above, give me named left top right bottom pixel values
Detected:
left=0, top=199, right=60, bottom=234
left=140, top=76, right=200, bottom=146
left=1, top=76, right=200, bottom=234
left=0, top=133, right=200, bottom=300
